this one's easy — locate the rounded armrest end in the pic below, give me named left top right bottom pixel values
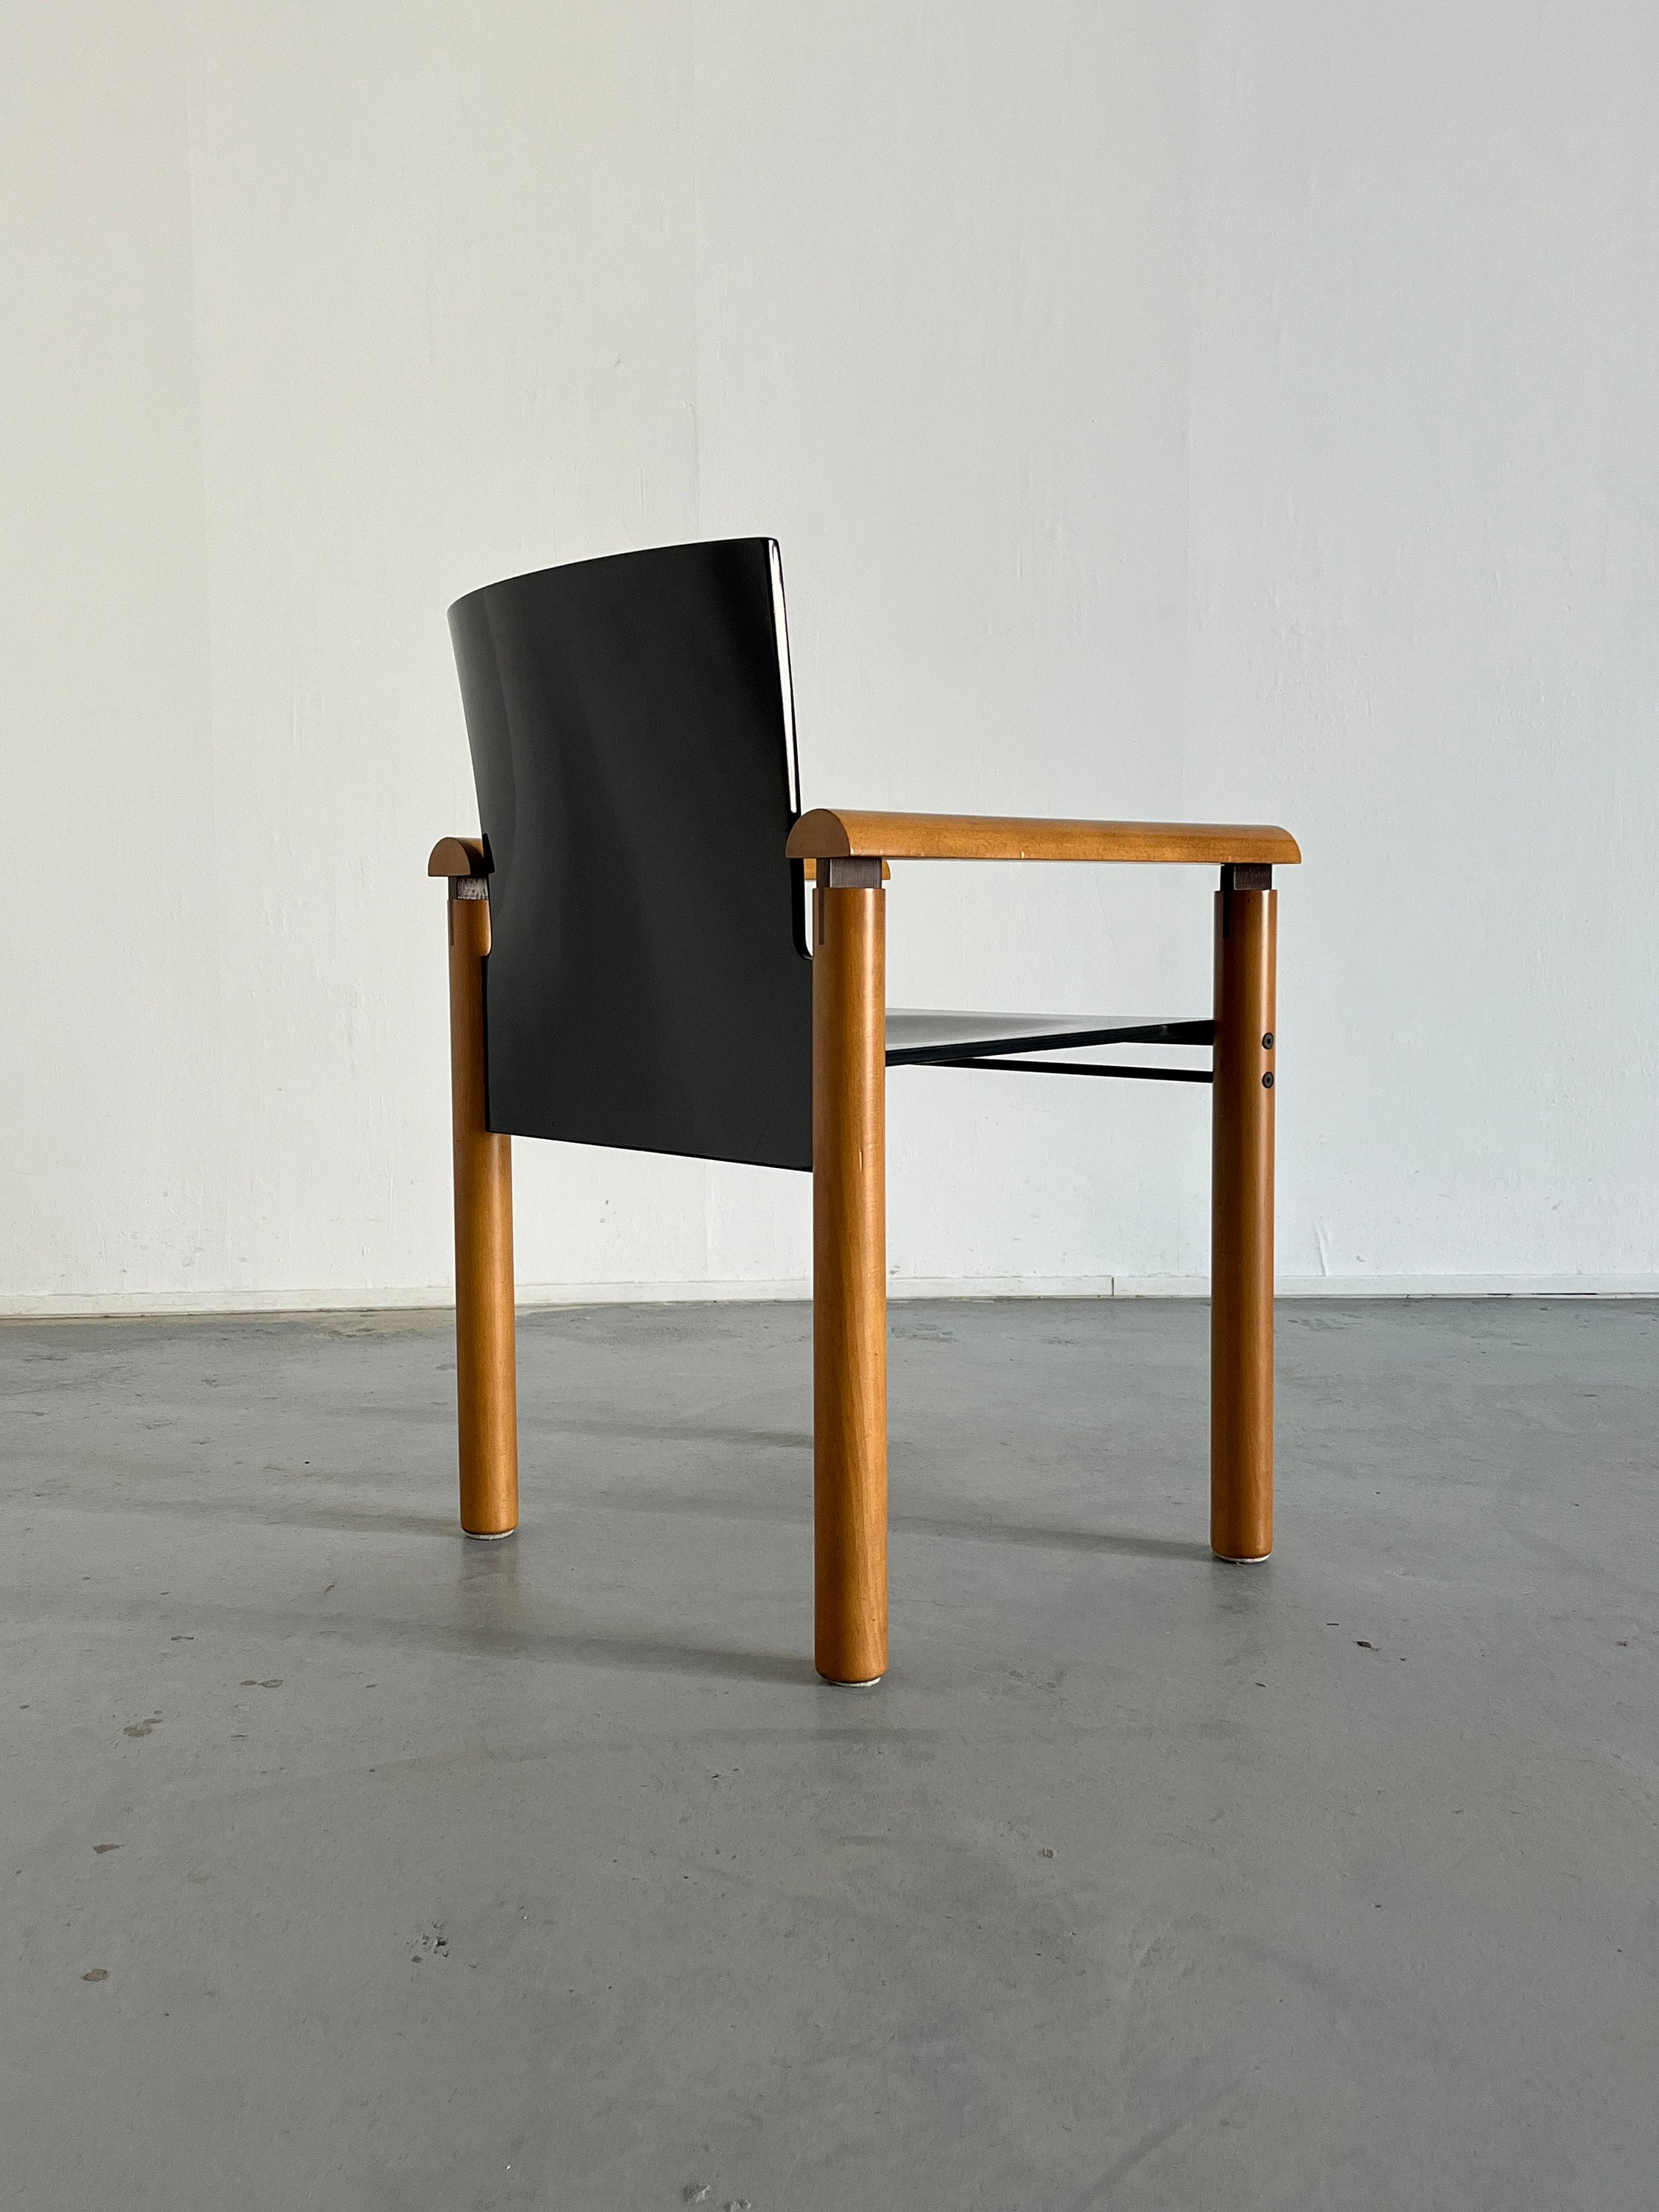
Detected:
left=429, top=835, right=488, bottom=879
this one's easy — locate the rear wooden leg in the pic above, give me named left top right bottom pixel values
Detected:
left=812, top=858, right=888, bottom=1683
left=1211, top=865, right=1276, bottom=1561
left=445, top=876, right=518, bottom=1537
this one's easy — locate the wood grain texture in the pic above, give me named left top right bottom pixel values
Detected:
left=787, top=809, right=1300, bottom=866
left=446, top=891, right=518, bottom=1537
left=1210, top=883, right=1276, bottom=1561
left=812, top=881, right=888, bottom=1683
left=429, top=835, right=488, bottom=878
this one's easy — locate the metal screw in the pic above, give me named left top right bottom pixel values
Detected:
left=1262, top=1072, right=1274, bottom=1088
left=1262, top=1032, right=1274, bottom=1048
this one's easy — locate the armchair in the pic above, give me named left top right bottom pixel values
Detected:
left=431, top=538, right=1298, bottom=1683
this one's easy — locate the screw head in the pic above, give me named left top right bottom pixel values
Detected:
left=1262, top=1072, right=1274, bottom=1088
left=1262, top=1031, right=1275, bottom=1048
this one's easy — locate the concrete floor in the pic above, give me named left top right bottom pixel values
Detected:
left=2, top=1297, right=1655, bottom=2209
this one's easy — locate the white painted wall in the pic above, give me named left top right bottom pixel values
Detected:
left=3, top=1, right=1655, bottom=1313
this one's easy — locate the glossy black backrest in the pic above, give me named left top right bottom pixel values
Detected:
left=448, top=539, right=814, bottom=1171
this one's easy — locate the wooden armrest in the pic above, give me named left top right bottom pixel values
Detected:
left=428, top=835, right=489, bottom=878
left=786, top=810, right=1300, bottom=866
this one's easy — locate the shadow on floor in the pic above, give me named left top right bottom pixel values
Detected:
left=527, top=1414, right=812, bottom=1453
left=52, top=1492, right=463, bottom=1540
left=56, top=1479, right=1211, bottom=1565
left=28, top=1580, right=818, bottom=1689
left=590, top=1488, right=1213, bottom=1564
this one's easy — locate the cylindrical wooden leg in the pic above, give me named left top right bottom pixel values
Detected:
left=813, top=861, right=888, bottom=1683
left=447, top=884, right=518, bottom=1537
left=1211, top=869, right=1276, bottom=1561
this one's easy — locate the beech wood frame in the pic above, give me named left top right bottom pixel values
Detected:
left=431, top=813, right=1298, bottom=1680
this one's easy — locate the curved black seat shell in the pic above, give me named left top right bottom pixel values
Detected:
left=448, top=538, right=1211, bottom=1174
left=449, top=540, right=815, bottom=1169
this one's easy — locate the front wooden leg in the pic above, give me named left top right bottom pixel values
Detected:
left=445, top=877, right=518, bottom=1537
left=1211, top=864, right=1276, bottom=1561
left=812, top=858, right=888, bottom=1683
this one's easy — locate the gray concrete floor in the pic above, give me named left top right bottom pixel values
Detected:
left=2, top=1298, right=1655, bottom=2210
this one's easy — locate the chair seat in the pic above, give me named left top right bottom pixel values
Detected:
left=885, top=1010, right=1214, bottom=1065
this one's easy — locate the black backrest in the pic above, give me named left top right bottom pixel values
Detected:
left=448, top=539, right=814, bottom=1171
